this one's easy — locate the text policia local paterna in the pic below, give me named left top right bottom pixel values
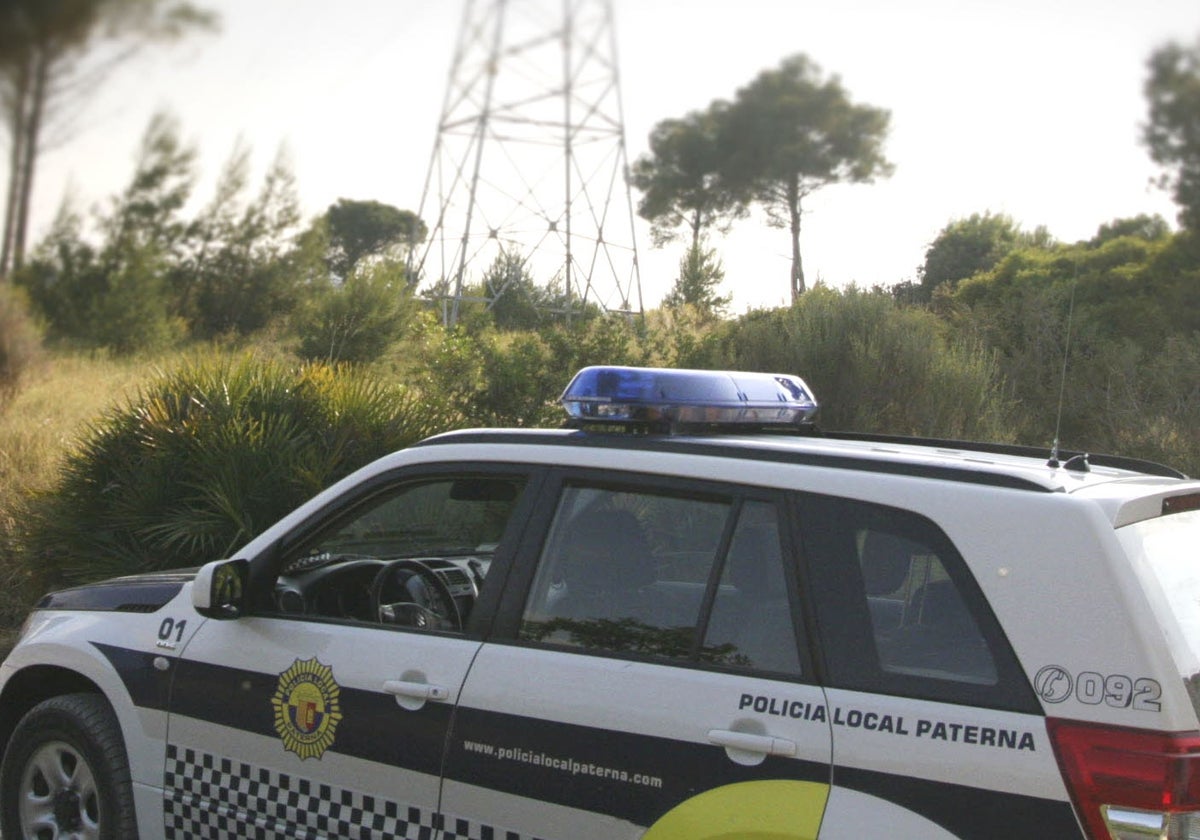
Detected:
left=737, top=694, right=1037, bottom=752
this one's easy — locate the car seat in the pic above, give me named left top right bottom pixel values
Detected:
left=554, top=508, right=656, bottom=624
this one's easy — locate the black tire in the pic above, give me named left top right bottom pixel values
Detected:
left=0, top=693, right=138, bottom=840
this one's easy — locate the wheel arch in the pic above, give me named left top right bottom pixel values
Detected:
left=0, top=665, right=105, bottom=755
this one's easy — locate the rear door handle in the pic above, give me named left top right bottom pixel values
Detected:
left=708, top=729, right=797, bottom=758
left=383, top=679, right=450, bottom=710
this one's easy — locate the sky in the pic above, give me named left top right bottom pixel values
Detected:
left=24, top=0, right=1200, bottom=313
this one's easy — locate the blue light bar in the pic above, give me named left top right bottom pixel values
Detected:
left=561, top=366, right=818, bottom=430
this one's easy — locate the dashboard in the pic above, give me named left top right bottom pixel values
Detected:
left=273, top=554, right=485, bottom=625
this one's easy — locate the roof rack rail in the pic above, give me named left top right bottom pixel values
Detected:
left=821, top=431, right=1187, bottom=479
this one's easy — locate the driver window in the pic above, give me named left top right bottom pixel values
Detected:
left=273, top=475, right=526, bottom=632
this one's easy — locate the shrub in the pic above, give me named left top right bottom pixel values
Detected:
left=416, top=327, right=558, bottom=428
left=0, top=284, right=43, bottom=407
left=1061, top=334, right=1200, bottom=476
left=641, top=304, right=725, bottom=369
left=24, top=353, right=456, bottom=588
left=417, top=316, right=648, bottom=428
left=294, top=261, right=417, bottom=363
left=721, top=286, right=1014, bottom=440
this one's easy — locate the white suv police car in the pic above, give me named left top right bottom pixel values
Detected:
left=2, top=365, right=1199, bottom=840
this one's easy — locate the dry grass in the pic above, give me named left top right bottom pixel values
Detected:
left=0, top=351, right=183, bottom=625
left=0, top=352, right=163, bottom=497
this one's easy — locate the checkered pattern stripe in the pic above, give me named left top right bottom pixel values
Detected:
left=164, top=744, right=435, bottom=839
left=163, top=744, right=543, bottom=840
left=439, top=818, right=526, bottom=840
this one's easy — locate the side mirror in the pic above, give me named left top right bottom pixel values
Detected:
left=193, top=559, right=249, bottom=619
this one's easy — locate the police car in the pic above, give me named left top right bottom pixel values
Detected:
left=2, top=365, right=1199, bottom=840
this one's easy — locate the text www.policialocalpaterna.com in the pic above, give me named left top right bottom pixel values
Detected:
left=462, top=740, right=664, bottom=789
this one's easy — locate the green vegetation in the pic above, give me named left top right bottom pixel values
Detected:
left=0, top=283, right=41, bottom=404
left=1, top=0, right=218, bottom=278
left=633, top=53, right=893, bottom=301
left=0, top=352, right=184, bottom=625
left=22, top=352, right=455, bottom=591
left=662, top=244, right=731, bottom=319
left=1143, top=35, right=1200, bottom=230
left=948, top=228, right=1200, bottom=469
left=722, top=287, right=1013, bottom=439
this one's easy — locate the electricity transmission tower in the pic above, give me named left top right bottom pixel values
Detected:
left=413, top=0, right=643, bottom=326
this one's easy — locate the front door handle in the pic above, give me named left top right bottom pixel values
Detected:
left=383, top=679, right=450, bottom=710
left=708, top=728, right=797, bottom=763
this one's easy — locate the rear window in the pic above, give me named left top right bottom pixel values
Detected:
left=798, top=493, right=1036, bottom=712
left=1119, top=509, right=1200, bottom=673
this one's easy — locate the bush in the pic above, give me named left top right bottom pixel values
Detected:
left=23, top=352, right=456, bottom=588
left=641, top=304, right=725, bottom=369
left=721, top=286, right=1014, bottom=440
left=417, top=316, right=648, bottom=428
left=1059, top=334, right=1200, bottom=476
left=0, top=284, right=43, bottom=407
left=294, top=261, right=417, bottom=363
left=417, top=327, right=559, bottom=428
left=17, top=229, right=183, bottom=354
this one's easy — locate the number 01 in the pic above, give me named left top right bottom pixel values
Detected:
left=157, top=617, right=187, bottom=644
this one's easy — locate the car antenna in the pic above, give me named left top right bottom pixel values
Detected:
left=1047, top=265, right=1079, bottom=469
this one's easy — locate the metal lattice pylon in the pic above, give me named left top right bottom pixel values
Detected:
left=412, top=0, right=643, bottom=326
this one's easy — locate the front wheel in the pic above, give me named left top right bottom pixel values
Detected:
left=0, top=693, right=138, bottom=840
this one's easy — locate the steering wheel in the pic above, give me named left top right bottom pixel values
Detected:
left=368, top=559, right=461, bottom=631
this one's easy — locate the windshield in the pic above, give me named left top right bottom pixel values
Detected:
left=302, top=478, right=523, bottom=564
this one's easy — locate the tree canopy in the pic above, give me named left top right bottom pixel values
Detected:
left=16, top=113, right=304, bottom=349
left=1143, top=35, right=1200, bottom=232
left=0, top=0, right=217, bottom=279
left=629, top=107, right=745, bottom=250
left=1090, top=213, right=1171, bottom=246
left=720, top=54, right=893, bottom=301
left=630, top=54, right=892, bottom=302
left=918, top=212, right=1053, bottom=298
left=324, top=198, right=426, bottom=279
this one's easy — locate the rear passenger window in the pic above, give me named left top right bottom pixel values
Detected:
left=858, top=529, right=995, bottom=685
left=519, top=485, right=802, bottom=676
left=799, top=494, right=1036, bottom=712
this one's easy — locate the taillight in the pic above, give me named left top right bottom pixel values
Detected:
left=1163, top=494, right=1200, bottom=516
left=1048, top=718, right=1200, bottom=839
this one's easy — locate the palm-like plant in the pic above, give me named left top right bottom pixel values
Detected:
left=26, top=352, right=455, bottom=587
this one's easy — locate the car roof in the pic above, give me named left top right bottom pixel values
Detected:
left=415, top=427, right=1194, bottom=503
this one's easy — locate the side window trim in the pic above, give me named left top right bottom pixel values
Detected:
left=689, top=496, right=743, bottom=661
left=492, top=467, right=816, bottom=680
left=700, top=497, right=808, bottom=676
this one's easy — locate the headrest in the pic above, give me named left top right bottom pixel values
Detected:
left=562, top=509, right=655, bottom=590
left=860, top=531, right=921, bottom=596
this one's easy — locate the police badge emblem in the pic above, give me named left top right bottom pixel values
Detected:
left=271, top=657, right=343, bottom=760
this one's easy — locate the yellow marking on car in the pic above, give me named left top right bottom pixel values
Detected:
left=643, top=779, right=829, bottom=840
